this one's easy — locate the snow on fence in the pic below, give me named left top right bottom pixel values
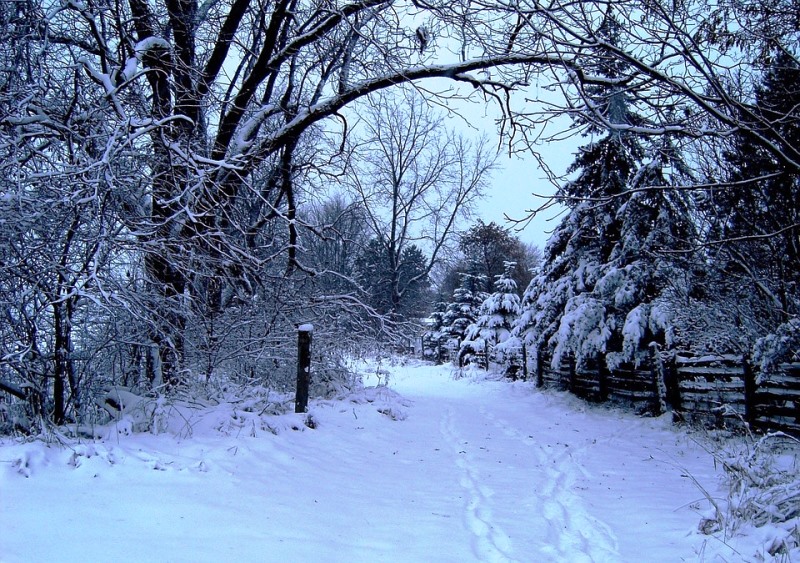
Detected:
left=668, top=355, right=751, bottom=427
left=539, top=355, right=662, bottom=414
left=419, top=337, right=799, bottom=435
left=753, top=363, right=800, bottom=432
left=532, top=350, right=800, bottom=435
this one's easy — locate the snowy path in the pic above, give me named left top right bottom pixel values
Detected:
left=1, top=362, right=727, bottom=562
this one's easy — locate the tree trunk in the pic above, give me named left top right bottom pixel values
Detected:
left=52, top=301, right=68, bottom=425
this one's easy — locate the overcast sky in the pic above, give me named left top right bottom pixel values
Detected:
left=478, top=147, right=571, bottom=251
left=445, top=94, right=577, bottom=252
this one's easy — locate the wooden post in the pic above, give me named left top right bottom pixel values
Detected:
left=650, top=344, right=666, bottom=416
left=484, top=340, right=490, bottom=371
left=664, top=356, right=682, bottom=413
left=295, top=324, right=313, bottom=414
left=521, top=344, right=529, bottom=381
left=568, top=355, right=577, bottom=394
left=743, top=355, right=757, bottom=427
left=598, top=357, right=609, bottom=402
left=535, top=348, right=544, bottom=388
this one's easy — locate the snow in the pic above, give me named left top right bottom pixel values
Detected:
left=134, top=37, right=172, bottom=58
left=0, top=361, right=777, bottom=562
left=121, top=56, right=138, bottom=82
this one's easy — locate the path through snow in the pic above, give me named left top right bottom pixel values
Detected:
left=1, top=361, right=742, bottom=562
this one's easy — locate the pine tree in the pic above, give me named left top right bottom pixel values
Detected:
left=442, top=274, right=487, bottom=344
left=462, top=264, right=522, bottom=366
left=354, top=238, right=431, bottom=319
left=515, top=12, right=696, bottom=370
left=714, top=51, right=800, bottom=367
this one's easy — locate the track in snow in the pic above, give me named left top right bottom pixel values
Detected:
left=2, top=362, right=722, bottom=563
left=428, top=389, right=619, bottom=563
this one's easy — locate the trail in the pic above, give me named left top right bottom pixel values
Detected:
left=392, top=367, right=621, bottom=562
left=0, top=362, right=722, bottom=562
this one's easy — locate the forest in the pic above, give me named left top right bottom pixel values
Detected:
left=0, top=0, right=798, bottom=433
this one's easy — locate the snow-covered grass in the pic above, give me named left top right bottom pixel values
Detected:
left=692, top=430, right=800, bottom=559
left=1, top=359, right=798, bottom=562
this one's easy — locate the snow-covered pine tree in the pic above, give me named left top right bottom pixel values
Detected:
left=422, top=303, right=448, bottom=363
left=514, top=11, right=695, bottom=371
left=462, top=263, right=522, bottom=367
left=441, top=274, right=487, bottom=361
left=598, top=139, right=697, bottom=369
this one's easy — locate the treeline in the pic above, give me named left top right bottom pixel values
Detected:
left=1, top=0, right=798, bottom=434
left=426, top=21, right=798, bottom=424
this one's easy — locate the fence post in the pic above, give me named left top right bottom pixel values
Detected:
left=568, top=355, right=577, bottom=394
left=664, top=356, right=682, bottom=414
left=521, top=344, right=529, bottom=381
left=535, top=348, right=544, bottom=388
left=295, top=324, right=313, bottom=414
left=597, top=357, right=609, bottom=402
left=743, top=355, right=757, bottom=427
left=650, top=344, right=666, bottom=416
left=484, top=340, right=490, bottom=371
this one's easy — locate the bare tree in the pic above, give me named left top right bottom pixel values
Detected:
left=2, top=0, right=800, bottom=424
left=343, top=89, right=494, bottom=319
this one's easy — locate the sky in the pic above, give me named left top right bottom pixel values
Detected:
left=419, top=78, right=579, bottom=252
left=448, top=93, right=586, bottom=253
left=478, top=147, right=571, bottom=251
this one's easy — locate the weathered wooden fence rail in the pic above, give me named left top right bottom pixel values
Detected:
left=421, top=334, right=799, bottom=435
left=533, top=351, right=800, bottom=435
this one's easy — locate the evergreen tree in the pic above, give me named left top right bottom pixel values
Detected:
left=712, top=51, right=800, bottom=367
left=436, top=221, right=537, bottom=302
left=462, top=263, right=522, bottom=366
left=442, top=274, right=487, bottom=343
left=514, top=12, right=696, bottom=369
left=354, top=238, right=431, bottom=320
left=459, top=221, right=533, bottom=294
left=465, top=265, right=521, bottom=345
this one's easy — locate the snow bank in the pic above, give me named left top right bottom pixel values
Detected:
left=1, top=360, right=797, bottom=562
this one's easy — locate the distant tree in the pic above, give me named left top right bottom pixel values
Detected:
left=354, top=238, right=431, bottom=319
left=462, top=263, right=522, bottom=366
left=460, top=221, right=533, bottom=294
left=442, top=274, right=488, bottom=344
left=436, top=221, right=536, bottom=302
left=300, top=194, right=370, bottom=295
left=344, top=89, right=493, bottom=325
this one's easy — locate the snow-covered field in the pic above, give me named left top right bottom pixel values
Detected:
left=0, top=360, right=794, bottom=562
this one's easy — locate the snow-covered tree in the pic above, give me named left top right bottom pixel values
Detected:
left=462, top=264, right=522, bottom=367
left=346, top=90, right=492, bottom=323
left=442, top=274, right=487, bottom=345
left=699, top=51, right=800, bottom=367
left=4, top=0, right=800, bottom=426
left=515, top=13, right=696, bottom=370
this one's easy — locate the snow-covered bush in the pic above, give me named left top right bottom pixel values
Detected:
left=754, top=317, right=800, bottom=374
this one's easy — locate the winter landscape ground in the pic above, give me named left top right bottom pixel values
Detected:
left=1, top=360, right=797, bottom=562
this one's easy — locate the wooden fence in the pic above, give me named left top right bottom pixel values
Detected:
left=534, top=351, right=800, bottom=435
left=420, top=334, right=799, bottom=435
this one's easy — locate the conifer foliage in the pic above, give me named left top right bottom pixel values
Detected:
left=717, top=52, right=800, bottom=368
left=462, top=264, right=522, bottom=366
left=513, top=12, right=696, bottom=370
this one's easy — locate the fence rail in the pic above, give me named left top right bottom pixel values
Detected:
left=419, top=334, right=800, bottom=435
left=534, top=351, right=800, bottom=435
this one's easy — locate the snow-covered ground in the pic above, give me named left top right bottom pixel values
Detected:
left=0, top=360, right=790, bottom=562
